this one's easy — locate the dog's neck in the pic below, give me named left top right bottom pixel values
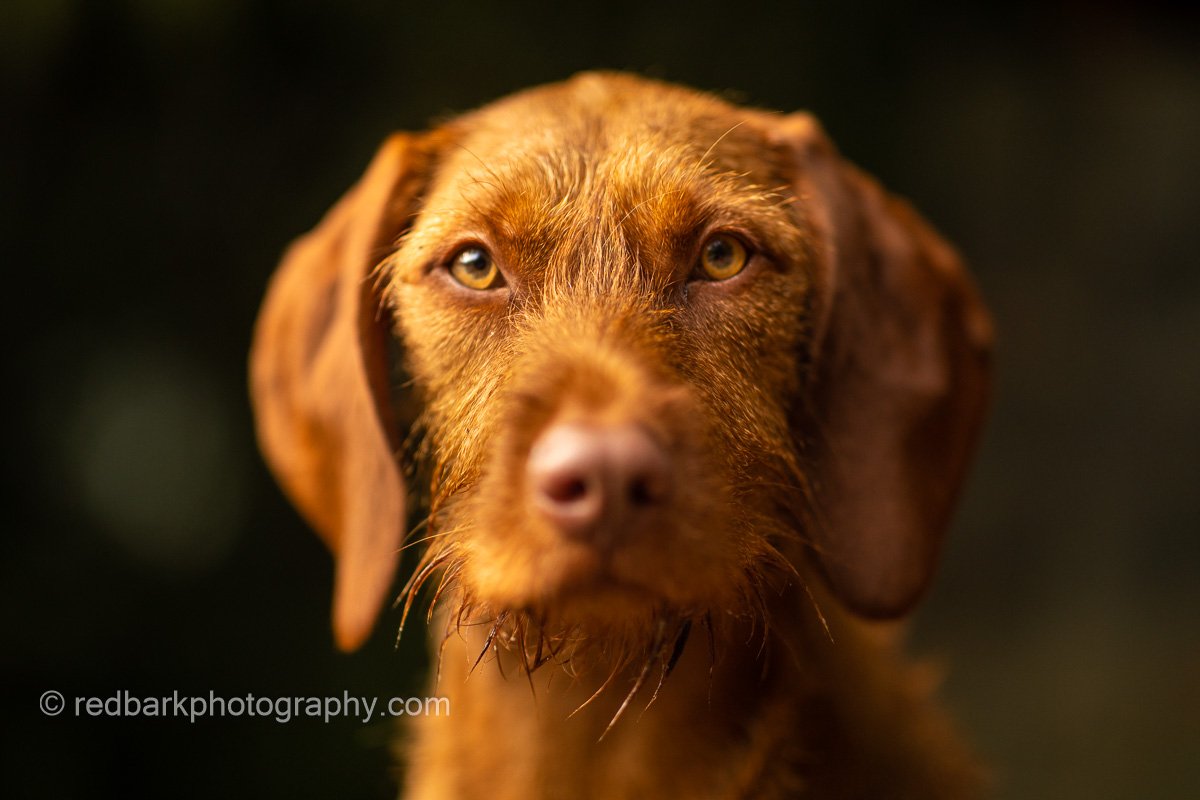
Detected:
left=403, top=585, right=982, bottom=799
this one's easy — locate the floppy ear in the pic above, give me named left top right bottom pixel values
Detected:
left=772, top=114, right=993, bottom=617
left=250, top=134, right=427, bottom=650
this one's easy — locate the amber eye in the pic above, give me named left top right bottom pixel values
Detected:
left=698, top=233, right=749, bottom=280
left=448, top=245, right=501, bottom=290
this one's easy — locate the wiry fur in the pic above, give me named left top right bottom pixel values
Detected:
left=388, top=76, right=812, bottom=650
left=251, top=72, right=992, bottom=798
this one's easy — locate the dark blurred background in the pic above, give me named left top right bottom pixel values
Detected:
left=4, top=1, right=1198, bottom=797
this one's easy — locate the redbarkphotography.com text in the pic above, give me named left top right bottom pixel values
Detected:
left=39, top=689, right=449, bottom=724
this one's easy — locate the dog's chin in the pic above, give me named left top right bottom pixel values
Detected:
left=498, top=547, right=673, bottom=623
left=532, top=557, right=680, bottom=626
left=444, top=516, right=780, bottom=677
left=462, top=535, right=729, bottom=637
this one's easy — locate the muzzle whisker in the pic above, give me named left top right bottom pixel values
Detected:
left=469, top=611, right=510, bottom=678
left=567, top=655, right=623, bottom=720
left=427, top=562, right=464, bottom=624
left=514, top=623, right=539, bottom=703
left=395, top=549, right=454, bottom=642
left=702, top=612, right=716, bottom=707
left=598, top=618, right=669, bottom=741
left=639, top=616, right=693, bottom=720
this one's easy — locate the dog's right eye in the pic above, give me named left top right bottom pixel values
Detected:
left=448, top=245, right=502, bottom=290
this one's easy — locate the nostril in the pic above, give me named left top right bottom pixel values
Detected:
left=527, top=421, right=672, bottom=542
left=628, top=472, right=667, bottom=507
left=613, top=428, right=671, bottom=509
left=527, top=426, right=608, bottom=539
left=543, top=474, right=591, bottom=505
left=629, top=477, right=653, bottom=506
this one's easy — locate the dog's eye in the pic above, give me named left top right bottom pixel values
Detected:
left=448, top=245, right=501, bottom=290
left=698, top=233, right=749, bottom=281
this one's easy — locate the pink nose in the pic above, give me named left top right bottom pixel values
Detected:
left=527, top=422, right=671, bottom=544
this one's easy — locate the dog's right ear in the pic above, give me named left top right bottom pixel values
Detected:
left=250, top=134, right=429, bottom=651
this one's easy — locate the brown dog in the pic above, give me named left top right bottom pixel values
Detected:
left=251, top=73, right=992, bottom=798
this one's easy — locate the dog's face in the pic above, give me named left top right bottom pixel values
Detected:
left=251, top=73, right=992, bottom=653
left=389, top=78, right=813, bottom=630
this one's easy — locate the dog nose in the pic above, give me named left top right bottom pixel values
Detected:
left=527, top=422, right=671, bottom=543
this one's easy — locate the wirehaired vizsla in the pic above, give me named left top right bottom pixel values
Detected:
left=251, top=72, right=993, bottom=798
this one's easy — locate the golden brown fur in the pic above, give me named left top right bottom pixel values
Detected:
left=251, top=73, right=993, bottom=798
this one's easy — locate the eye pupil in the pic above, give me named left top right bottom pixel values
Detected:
left=705, top=238, right=734, bottom=268
left=456, top=247, right=490, bottom=276
left=448, top=245, right=500, bottom=289
left=699, top=233, right=748, bottom=280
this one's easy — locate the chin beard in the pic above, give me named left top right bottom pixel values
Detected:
left=397, top=538, right=798, bottom=735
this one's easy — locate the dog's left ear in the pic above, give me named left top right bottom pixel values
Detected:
left=250, top=134, right=429, bottom=651
left=768, top=114, right=994, bottom=618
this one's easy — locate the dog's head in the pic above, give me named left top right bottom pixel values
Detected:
left=251, top=73, right=991, bottom=654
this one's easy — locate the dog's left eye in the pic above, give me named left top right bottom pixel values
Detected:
left=697, top=233, right=749, bottom=281
left=448, top=245, right=502, bottom=290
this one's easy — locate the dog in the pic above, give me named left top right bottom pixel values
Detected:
left=251, top=72, right=993, bottom=798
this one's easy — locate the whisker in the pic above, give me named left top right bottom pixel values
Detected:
left=398, top=529, right=453, bottom=553
left=568, top=657, right=623, bottom=720
left=435, top=616, right=456, bottom=692
left=691, top=120, right=747, bottom=179
left=453, top=143, right=503, bottom=186
left=804, top=583, right=834, bottom=644
left=395, top=551, right=451, bottom=642
left=640, top=617, right=692, bottom=718
left=514, top=623, right=538, bottom=703
left=703, top=612, right=716, bottom=707
left=427, top=563, right=463, bottom=623
left=599, top=618, right=668, bottom=741
left=469, top=611, right=510, bottom=678
left=617, top=187, right=685, bottom=226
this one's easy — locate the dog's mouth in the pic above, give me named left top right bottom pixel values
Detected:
left=446, top=519, right=713, bottom=624
left=522, top=541, right=678, bottom=617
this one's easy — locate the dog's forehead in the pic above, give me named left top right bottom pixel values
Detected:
left=454, top=73, right=763, bottom=174
left=415, top=76, right=791, bottom=260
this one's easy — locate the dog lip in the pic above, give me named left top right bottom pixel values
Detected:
left=531, top=543, right=660, bottom=606
left=548, top=570, right=660, bottom=608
